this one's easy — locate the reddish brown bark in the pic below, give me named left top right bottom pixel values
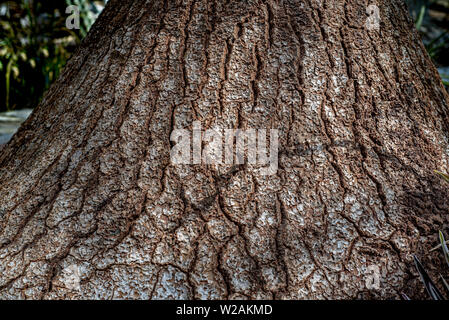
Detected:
left=0, top=0, right=448, bottom=299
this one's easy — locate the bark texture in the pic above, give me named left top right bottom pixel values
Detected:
left=0, top=0, right=449, bottom=299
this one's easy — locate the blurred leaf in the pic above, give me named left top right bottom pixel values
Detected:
left=430, top=240, right=449, bottom=252
left=441, top=275, right=449, bottom=295
left=18, top=51, right=26, bottom=61
left=401, top=293, right=411, bottom=300
left=0, top=20, right=12, bottom=31
left=413, top=255, right=445, bottom=300
left=435, top=170, right=449, bottom=183
left=11, top=65, right=19, bottom=79
left=40, top=47, right=49, bottom=58
left=427, top=31, right=448, bottom=51
left=439, top=231, right=449, bottom=268
left=415, top=5, right=426, bottom=31
left=5, top=59, right=12, bottom=110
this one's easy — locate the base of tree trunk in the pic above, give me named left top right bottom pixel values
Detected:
left=0, top=0, right=448, bottom=299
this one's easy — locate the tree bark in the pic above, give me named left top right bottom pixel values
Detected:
left=0, top=0, right=448, bottom=299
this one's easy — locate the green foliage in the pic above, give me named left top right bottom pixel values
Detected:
left=412, top=231, right=449, bottom=300
left=413, top=255, right=445, bottom=300
left=441, top=274, right=449, bottom=293
left=411, top=172, right=449, bottom=300
left=409, top=0, right=449, bottom=85
left=415, top=3, right=427, bottom=31
left=0, top=0, right=104, bottom=111
left=439, top=231, right=449, bottom=268
left=435, top=170, right=449, bottom=183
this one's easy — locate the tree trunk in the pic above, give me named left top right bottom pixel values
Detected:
left=0, top=0, right=448, bottom=300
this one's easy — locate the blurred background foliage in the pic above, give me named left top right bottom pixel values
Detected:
left=409, top=0, right=449, bottom=86
left=0, top=0, right=105, bottom=111
left=0, top=0, right=447, bottom=112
